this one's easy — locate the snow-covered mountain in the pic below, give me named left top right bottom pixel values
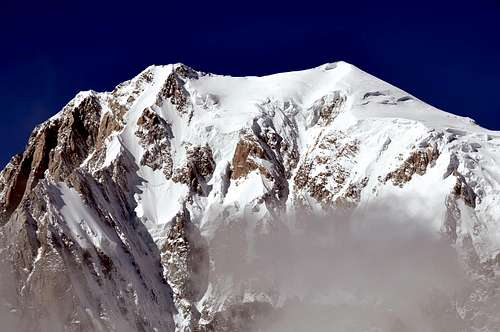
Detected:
left=1, top=61, right=499, bottom=331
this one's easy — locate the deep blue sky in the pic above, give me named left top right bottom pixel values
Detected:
left=1, top=0, right=499, bottom=167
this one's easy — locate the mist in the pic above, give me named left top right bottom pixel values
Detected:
left=1, top=198, right=495, bottom=331
left=0, top=259, right=26, bottom=331
left=210, top=199, right=475, bottom=332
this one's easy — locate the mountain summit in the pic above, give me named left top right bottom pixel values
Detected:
left=1, top=62, right=499, bottom=331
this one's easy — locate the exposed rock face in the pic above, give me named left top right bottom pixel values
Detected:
left=96, top=111, right=124, bottom=149
left=49, top=94, right=102, bottom=179
left=453, top=173, right=477, bottom=208
left=385, top=143, right=440, bottom=187
left=0, top=94, right=102, bottom=219
left=2, top=62, right=500, bottom=331
left=161, top=208, right=209, bottom=331
left=307, top=91, right=346, bottom=127
left=172, top=145, right=215, bottom=196
left=294, top=130, right=360, bottom=208
left=136, top=107, right=174, bottom=178
left=231, top=112, right=292, bottom=216
left=156, top=64, right=199, bottom=119
left=231, top=133, right=268, bottom=180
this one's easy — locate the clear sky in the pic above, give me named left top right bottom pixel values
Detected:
left=1, top=0, right=499, bottom=167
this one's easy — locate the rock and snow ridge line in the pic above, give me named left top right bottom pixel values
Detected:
left=1, top=61, right=500, bottom=331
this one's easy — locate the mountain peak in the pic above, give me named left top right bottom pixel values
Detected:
left=1, top=62, right=500, bottom=331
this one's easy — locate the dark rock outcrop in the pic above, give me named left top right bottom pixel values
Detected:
left=385, top=144, right=440, bottom=186
left=136, top=107, right=174, bottom=178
